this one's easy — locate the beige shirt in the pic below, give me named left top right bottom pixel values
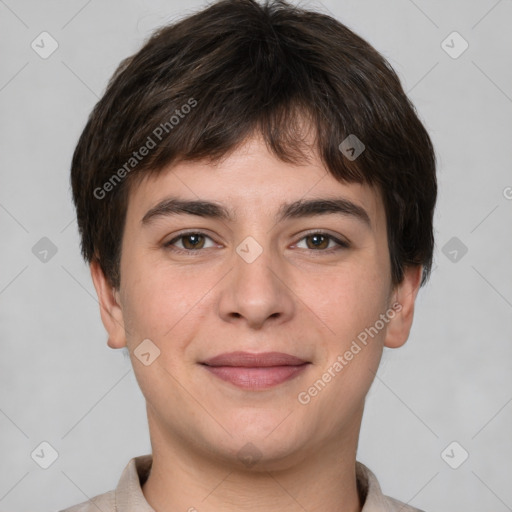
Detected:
left=59, top=454, right=424, bottom=512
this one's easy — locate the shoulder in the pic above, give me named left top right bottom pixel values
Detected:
left=384, top=495, right=426, bottom=512
left=57, top=454, right=152, bottom=512
left=356, top=461, right=426, bottom=512
left=58, top=490, right=115, bottom=512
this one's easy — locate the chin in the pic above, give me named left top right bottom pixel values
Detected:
left=209, top=419, right=313, bottom=471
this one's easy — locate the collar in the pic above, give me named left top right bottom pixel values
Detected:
left=114, top=454, right=418, bottom=512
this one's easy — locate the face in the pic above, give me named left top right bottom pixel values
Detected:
left=92, top=133, right=422, bottom=471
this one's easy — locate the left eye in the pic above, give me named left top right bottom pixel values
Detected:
left=294, top=232, right=349, bottom=251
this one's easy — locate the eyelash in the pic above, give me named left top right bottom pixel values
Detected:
left=163, top=230, right=350, bottom=255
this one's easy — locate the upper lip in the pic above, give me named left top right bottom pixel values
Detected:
left=201, top=351, right=308, bottom=367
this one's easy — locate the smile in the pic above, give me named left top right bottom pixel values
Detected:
left=200, top=351, right=311, bottom=390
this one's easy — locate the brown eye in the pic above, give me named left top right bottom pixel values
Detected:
left=165, top=232, right=215, bottom=252
left=180, top=233, right=205, bottom=250
left=295, top=232, right=350, bottom=252
left=305, top=233, right=330, bottom=250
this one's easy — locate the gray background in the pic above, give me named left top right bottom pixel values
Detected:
left=1, top=0, right=511, bottom=510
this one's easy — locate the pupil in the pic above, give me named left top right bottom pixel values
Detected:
left=310, top=234, right=326, bottom=249
left=186, top=234, right=202, bottom=248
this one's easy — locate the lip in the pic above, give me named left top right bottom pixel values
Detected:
left=202, top=351, right=308, bottom=367
left=201, top=351, right=310, bottom=390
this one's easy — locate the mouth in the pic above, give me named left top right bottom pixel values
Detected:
left=200, top=351, right=311, bottom=390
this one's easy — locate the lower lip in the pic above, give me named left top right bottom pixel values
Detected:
left=203, top=364, right=309, bottom=390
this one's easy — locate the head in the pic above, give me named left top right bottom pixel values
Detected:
left=71, top=0, right=436, bottom=469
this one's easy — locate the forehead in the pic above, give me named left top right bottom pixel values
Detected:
left=125, top=135, right=385, bottom=230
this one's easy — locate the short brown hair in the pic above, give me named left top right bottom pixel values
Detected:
left=70, top=0, right=437, bottom=290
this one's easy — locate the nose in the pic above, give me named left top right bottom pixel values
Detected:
left=216, top=242, right=295, bottom=330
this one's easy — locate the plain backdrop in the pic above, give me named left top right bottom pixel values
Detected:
left=1, top=0, right=511, bottom=511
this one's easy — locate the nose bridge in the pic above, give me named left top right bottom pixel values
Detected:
left=236, top=238, right=280, bottom=291
left=218, top=234, right=295, bottom=328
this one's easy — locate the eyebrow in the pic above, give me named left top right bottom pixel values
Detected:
left=141, top=196, right=371, bottom=228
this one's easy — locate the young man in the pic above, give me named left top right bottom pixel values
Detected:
left=62, top=0, right=437, bottom=510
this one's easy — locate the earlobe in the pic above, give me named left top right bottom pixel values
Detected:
left=90, top=259, right=127, bottom=349
left=383, top=265, right=423, bottom=349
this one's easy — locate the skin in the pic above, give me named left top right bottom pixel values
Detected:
left=91, top=132, right=423, bottom=512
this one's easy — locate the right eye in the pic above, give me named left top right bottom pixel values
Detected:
left=163, top=231, right=218, bottom=253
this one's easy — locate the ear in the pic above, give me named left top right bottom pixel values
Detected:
left=90, top=259, right=126, bottom=349
left=384, top=265, right=423, bottom=349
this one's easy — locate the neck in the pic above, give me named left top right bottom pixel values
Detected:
left=141, top=408, right=363, bottom=512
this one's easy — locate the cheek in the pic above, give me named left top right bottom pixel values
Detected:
left=120, top=269, right=196, bottom=403
left=302, top=258, right=389, bottom=341
left=121, top=254, right=212, bottom=351
left=301, top=267, right=389, bottom=424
